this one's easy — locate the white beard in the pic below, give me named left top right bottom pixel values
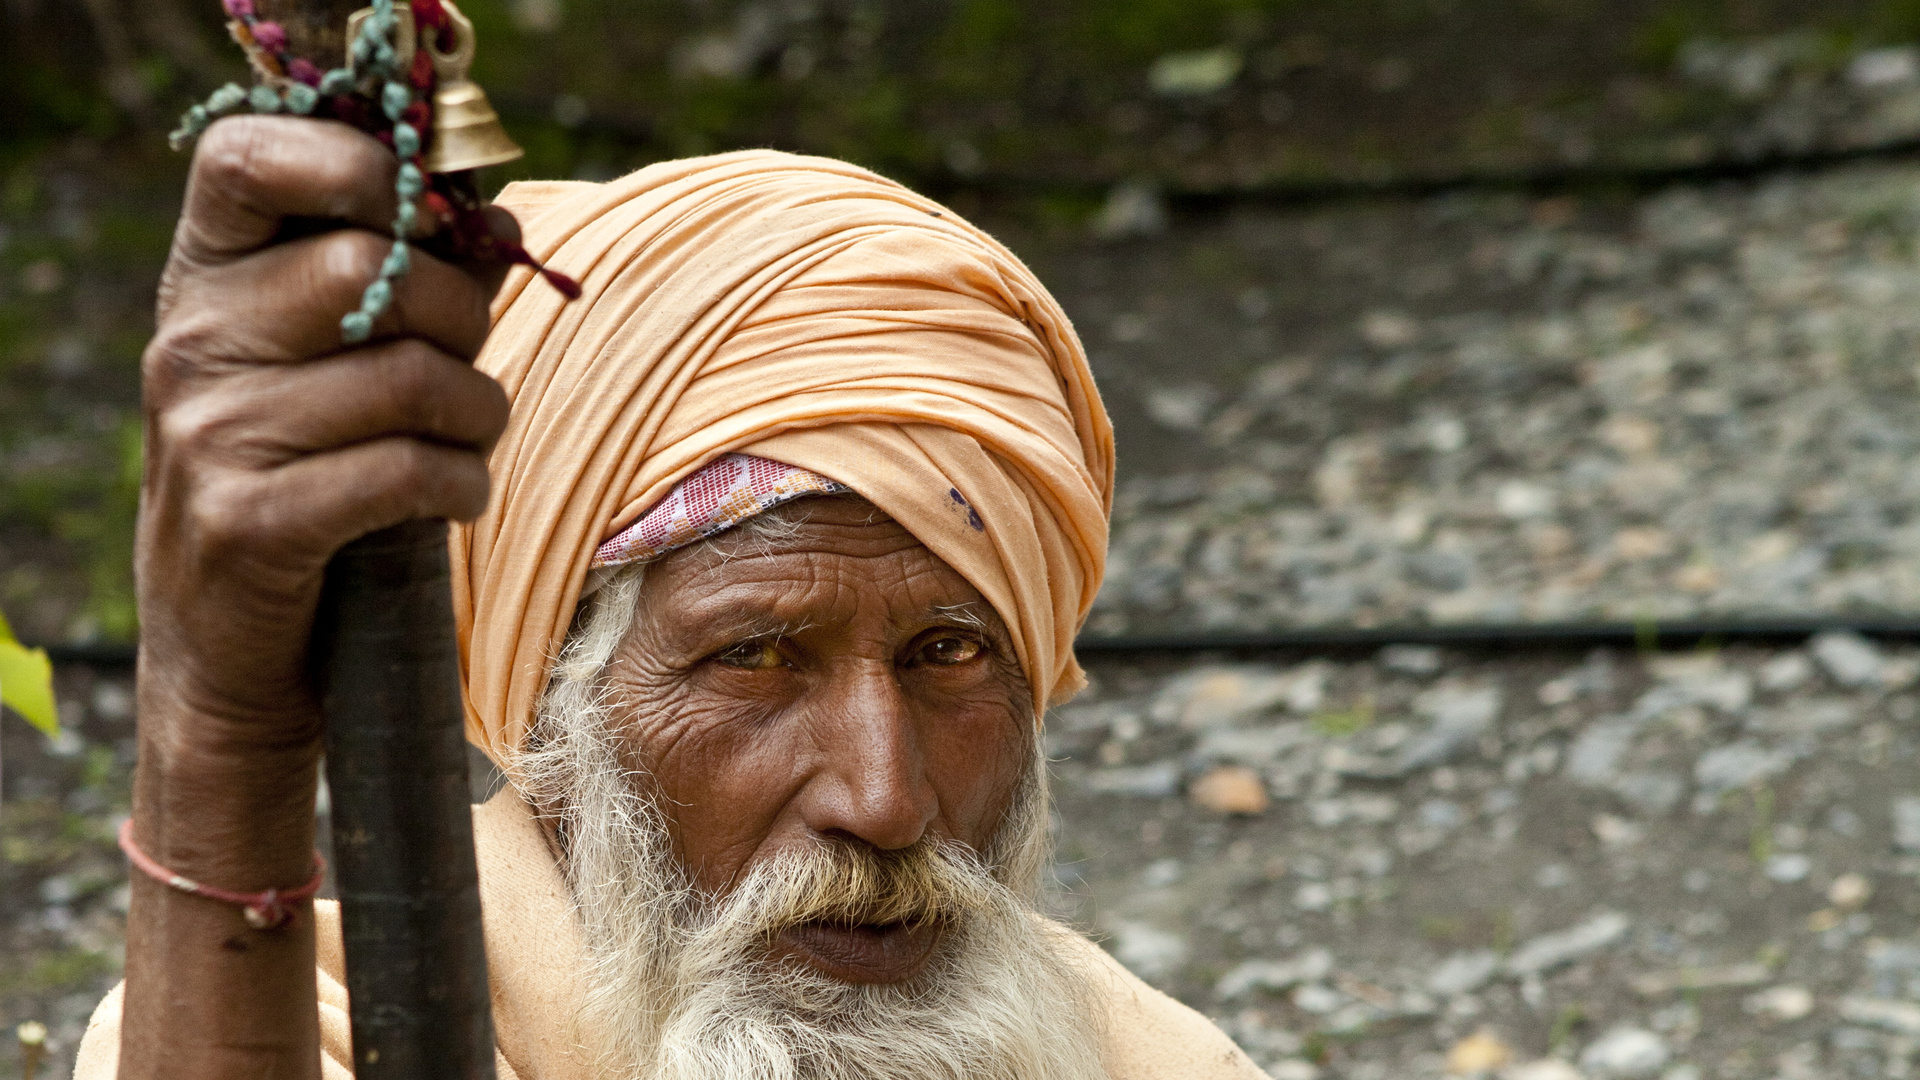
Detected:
left=518, top=627, right=1108, bottom=1080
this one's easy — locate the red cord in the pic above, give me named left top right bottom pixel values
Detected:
left=117, top=819, right=326, bottom=930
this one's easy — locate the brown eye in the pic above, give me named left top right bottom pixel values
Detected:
left=714, top=640, right=786, bottom=670
left=918, top=635, right=983, bottom=666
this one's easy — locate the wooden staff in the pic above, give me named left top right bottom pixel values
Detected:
left=256, top=3, right=497, bottom=1077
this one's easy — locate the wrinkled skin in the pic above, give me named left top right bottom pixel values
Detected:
left=120, top=114, right=1031, bottom=1080
left=601, top=498, right=1032, bottom=983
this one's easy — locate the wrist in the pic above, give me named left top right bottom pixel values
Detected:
left=133, top=730, right=323, bottom=889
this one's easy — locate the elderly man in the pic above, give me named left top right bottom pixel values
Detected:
left=75, top=118, right=1266, bottom=1079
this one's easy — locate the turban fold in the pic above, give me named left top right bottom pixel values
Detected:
left=453, top=150, right=1114, bottom=763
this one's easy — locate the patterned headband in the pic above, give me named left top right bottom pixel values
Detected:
left=589, top=453, right=852, bottom=569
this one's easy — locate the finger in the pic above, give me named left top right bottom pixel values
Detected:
left=178, top=116, right=399, bottom=263
left=166, top=341, right=510, bottom=468
left=173, top=228, right=495, bottom=365
left=197, top=439, right=494, bottom=572
left=279, top=437, right=495, bottom=539
left=466, top=205, right=523, bottom=299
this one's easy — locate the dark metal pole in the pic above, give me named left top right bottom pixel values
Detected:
left=253, top=3, right=496, bottom=1077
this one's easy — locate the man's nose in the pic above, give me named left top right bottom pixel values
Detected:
left=793, top=660, right=938, bottom=851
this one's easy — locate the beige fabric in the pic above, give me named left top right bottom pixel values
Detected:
left=75, top=790, right=1264, bottom=1079
left=455, top=150, right=1115, bottom=764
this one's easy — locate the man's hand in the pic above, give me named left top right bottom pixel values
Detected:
left=121, top=114, right=512, bottom=1080
left=140, top=114, right=510, bottom=747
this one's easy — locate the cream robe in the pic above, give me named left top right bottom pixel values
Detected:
left=75, top=789, right=1266, bottom=1079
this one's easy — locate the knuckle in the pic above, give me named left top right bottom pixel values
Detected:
left=186, top=475, right=263, bottom=562
left=315, top=230, right=388, bottom=301
left=191, top=117, right=272, bottom=203
left=155, top=396, right=229, bottom=459
left=141, top=315, right=225, bottom=402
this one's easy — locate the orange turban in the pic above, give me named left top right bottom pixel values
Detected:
left=452, top=150, right=1114, bottom=763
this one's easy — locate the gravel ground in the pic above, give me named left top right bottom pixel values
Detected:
left=12, top=633, right=1920, bottom=1079
left=1050, top=634, right=1920, bottom=1079
left=980, top=159, right=1920, bottom=636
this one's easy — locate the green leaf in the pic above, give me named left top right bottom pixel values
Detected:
left=0, top=608, right=59, bottom=737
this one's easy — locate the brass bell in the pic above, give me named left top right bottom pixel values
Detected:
left=422, top=0, right=523, bottom=173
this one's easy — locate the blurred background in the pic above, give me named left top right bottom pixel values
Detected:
left=16, top=1, right=1920, bottom=1077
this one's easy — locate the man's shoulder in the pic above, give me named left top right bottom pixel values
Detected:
left=1042, top=921, right=1270, bottom=1080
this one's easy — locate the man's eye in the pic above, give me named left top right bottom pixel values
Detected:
left=713, top=640, right=786, bottom=670
left=918, top=635, right=983, bottom=666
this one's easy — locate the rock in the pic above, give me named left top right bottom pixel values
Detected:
left=1505, top=912, right=1631, bottom=977
left=1156, top=664, right=1327, bottom=728
left=1828, top=872, right=1872, bottom=909
left=1398, top=684, right=1502, bottom=770
left=1566, top=720, right=1640, bottom=786
left=1428, top=950, right=1501, bottom=996
left=1092, top=181, right=1167, bottom=239
left=1147, top=47, right=1242, bottom=96
left=1693, top=741, right=1797, bottom=801
left=1505, top=1062, right=1585, bottom=1080
left=1142, top=385, right=1218, bottom=431
left=1379, top=644, right=1444, bottom=676
left=1268, top=1062, right=1321, bottom=1080
left=1189, top=765, right=1270, bottom=815
left=1107, top=920, right=1189, bottom=980
left=1811, top=631, right=1887, bottom=688
left=1631, top=962, right=1771, bottom=997
left=1592, top=813, right=1645, bottom=848
left=1216, top=949, right=1335, bottom=999
left=1194, top=722, right=1314, bottom=768
left=1447, top=1030, right=1515, bottom=1075
left=1294, top=881, right=1335, bottom=912
left=1578, top=1028, right=1670, bottom=1079
left=1497, top=480, right=1558, bottom=520
left=1763, top=853, right=1811, bottom=883
left=1292, top=983, right=1346, bottom=1014
left=1894, top=796, right=1920, bottom=852
left=1081, top=762, right=1181, bottom=798
left=1744, top=985, right=1815, bottom=1022
left=1836, top=997, right=1920, bottom=1036
left=1759, top=653, right=1812, bottom=691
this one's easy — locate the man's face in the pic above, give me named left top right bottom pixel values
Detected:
left=597, top=497, right=1034, bottom=985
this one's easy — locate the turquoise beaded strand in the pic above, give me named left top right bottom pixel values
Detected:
left=169, top=0, right=424, bottom=345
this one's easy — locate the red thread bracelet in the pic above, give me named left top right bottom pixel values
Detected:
left=117, top=819, right=326, bottom=930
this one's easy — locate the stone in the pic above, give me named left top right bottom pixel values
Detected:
left=1811, top=631, right=1887, bottom=688
left=1398, top=684, right=1502, bottom=770
left=1759, top=653, right=1813, bottom=691
left=1291, top=983, right=1346, bottom=1014
left=1379, top=644, right=1444, bottom=676
left=1156, top=664, right=1327, bottom=729
left=1190, top=765, right=1270, bottom=815
left=1764, top=853, right=1812, bottom=883
left=1428, top=950, right=1501, bottom=996
left=1578, top=1028, right=1670, bottom=1079
left=1505, top=1062, right=1585, bottom=1080
left=1592, top=813, right=1645, bottom=848
left=1194, top=722, right=1313, bottom=768
left=1447, top=1030, right=1515, bottom=1076
left=1092, top=181, right=1167, bottom=239
left=1216, top=949, right=1335, bottom=999
left=1505, top=912, right=1631, bottom=977
left=1081, top=762, right=1181, bottom=798
left=1631, top=962, right=1771, bottom=997
left=1694, top=741, right=1797, bottom=800
left=1745, top=985, right=1816, bottom=1022
left=1107, top=920, right=1189, bottom=980
left=1893, top=796, right=1920, bottom=852
left=1828, top=872, right=1872, bottom=909
left=1836, top=997, right=1920, bottom=1036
